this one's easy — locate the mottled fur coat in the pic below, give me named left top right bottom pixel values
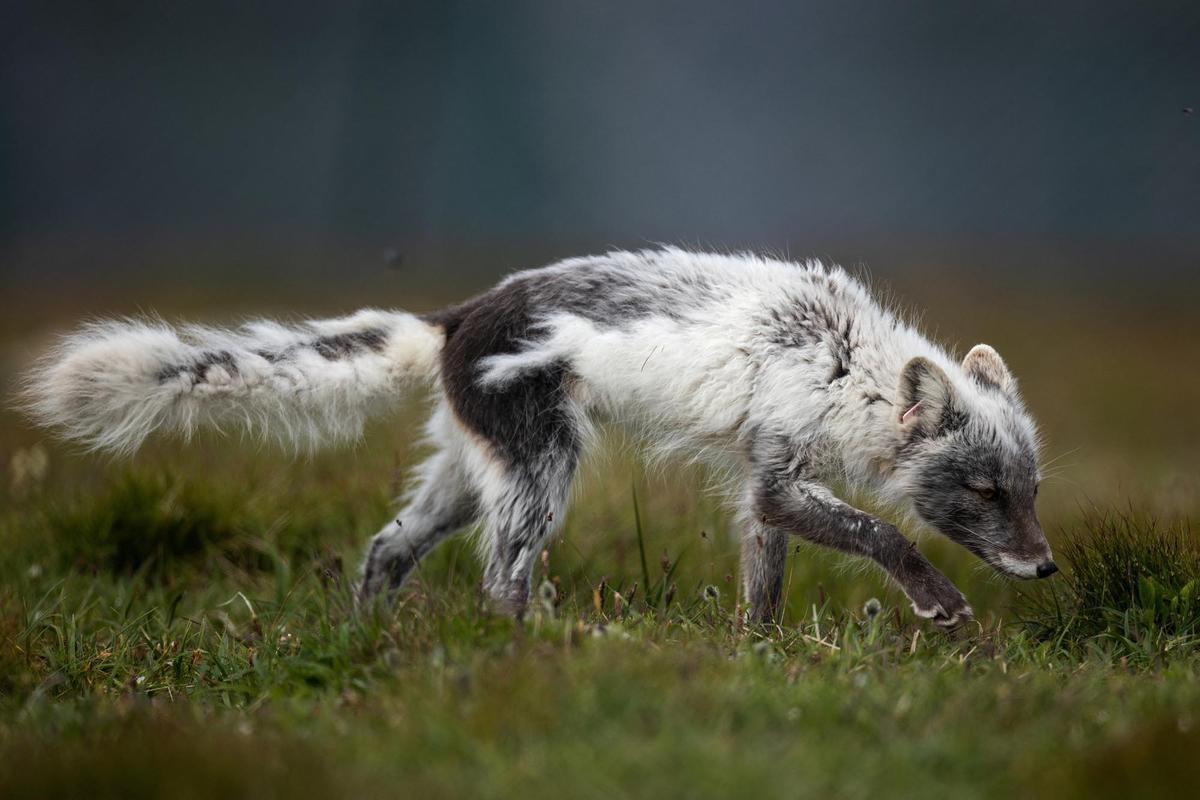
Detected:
left=26, top=249, right=1057, bottom=625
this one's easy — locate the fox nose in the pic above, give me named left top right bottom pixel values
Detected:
left=1036, top=561, right=1059, bottom=579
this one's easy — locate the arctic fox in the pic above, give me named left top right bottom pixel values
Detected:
left=24, top=249, right=1057, bottom=626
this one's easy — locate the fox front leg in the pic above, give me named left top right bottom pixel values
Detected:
left=751, top=474, right=973, bottom=628
left=739, top=520, right=789, bottom=624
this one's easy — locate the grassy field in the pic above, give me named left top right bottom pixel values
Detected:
left=1, top=272, right=1198, bottom=798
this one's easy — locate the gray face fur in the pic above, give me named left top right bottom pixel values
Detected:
left=896, top=348, right=1053, bottom=579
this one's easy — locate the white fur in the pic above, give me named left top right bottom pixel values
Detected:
left=480, top=249, right=1036, bottom=503
left=996, top=554, right=1041, bottom=579
left=23, top=309, right=443, bottom=455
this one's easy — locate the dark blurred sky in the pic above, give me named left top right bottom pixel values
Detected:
left=2, top=1, right=1198, bottom=282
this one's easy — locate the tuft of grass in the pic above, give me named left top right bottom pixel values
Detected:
left=46, top=473, right=269, bottom=579
left=1017, top=510, right=1200, bottom=660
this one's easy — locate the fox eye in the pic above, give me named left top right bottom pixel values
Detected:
left=971, top=486, right=997, bottom=501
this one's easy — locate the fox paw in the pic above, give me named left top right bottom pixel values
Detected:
left=902, top=567, right=974, bottom=629
left=910, top=596, right=974, bottom=629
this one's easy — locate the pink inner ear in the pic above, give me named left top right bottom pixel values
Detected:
left=901, top=400, right=923, bottom=424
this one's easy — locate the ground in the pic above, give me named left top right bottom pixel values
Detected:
left=0, top=272, right=1197, bottom=798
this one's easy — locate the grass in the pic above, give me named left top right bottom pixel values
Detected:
left=1, top=438, right=1198, bottom=799
left=1017, top=511, right=1200, bottom=663
left=1, top=279, right=1198, bottom=798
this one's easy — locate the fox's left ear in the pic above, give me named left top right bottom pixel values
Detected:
left=962, top=344, right=1015, bottom=394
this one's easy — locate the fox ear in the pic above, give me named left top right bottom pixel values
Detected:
left=962, top=344, right=1015, bottom=393
left=897, top=357, right=956, bottom=438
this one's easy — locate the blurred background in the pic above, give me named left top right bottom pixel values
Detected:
left=2, top=1, right=1199, bottom=517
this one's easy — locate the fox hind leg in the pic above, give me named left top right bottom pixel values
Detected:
left=435, top=288, right=586, bottom=618
left=359, top=409, right=480, bottom=602
left=477, top=447, right=579, bottom=617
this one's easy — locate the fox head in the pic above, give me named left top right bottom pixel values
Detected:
left=893, top=345, right=1056, bottom=579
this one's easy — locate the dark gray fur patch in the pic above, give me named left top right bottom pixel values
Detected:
left=748, top=434, right=916, bottom=574
left=759, top=283, right=850, bottom=345
left=156, top=350, right=238, bottom=383
left=741, top=524, right=788, bottom=623
left=312, top=328, right=388, bottom=360
left=431, top=275, right=595, bottom=615
left=254, top=348, right=283, bottom=363
left=156, top=327, right=388, bottom=385
left=432, top=280, right=580, bottom=469
left=829, top=351, right=850, bottom=383
left=757, top=306, right=813, bottom=348
left=756, top=288, right=860, bottom=386
left=537, top=265, right=714, bottom=328
left=431, top=255, right=718, bottom=334
left=934, top=405, right=970, bottom=438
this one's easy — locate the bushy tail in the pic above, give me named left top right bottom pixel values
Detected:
left=22, top=309, right=444, bottom=455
